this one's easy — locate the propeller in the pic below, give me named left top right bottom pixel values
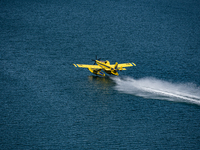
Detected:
left=92, top=55, right=101, bottom=65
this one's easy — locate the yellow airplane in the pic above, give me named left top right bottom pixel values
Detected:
left=73, top=56, right=136, bottom=76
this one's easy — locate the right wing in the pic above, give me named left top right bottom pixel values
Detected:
left=117, top=62, right=136, bottom=68
left=73, top=64, right=101, bottom=69
left=109, top=62, right=136, bottom=70
left=109, top=62, right=136, bottom=68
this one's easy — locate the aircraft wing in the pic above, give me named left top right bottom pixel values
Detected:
left=73, top=64, right=101, bottom=69
left=109, top=62, right=136, bottom=68
left=118, top=62, right=136, bottom=67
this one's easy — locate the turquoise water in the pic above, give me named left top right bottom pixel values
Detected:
left=1, top=0, right=200, bottom=149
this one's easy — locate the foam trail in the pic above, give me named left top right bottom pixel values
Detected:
left=112, top=77, right=200, bottom=106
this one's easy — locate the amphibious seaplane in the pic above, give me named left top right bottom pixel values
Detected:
left=73, top=56, right=136, bottom=76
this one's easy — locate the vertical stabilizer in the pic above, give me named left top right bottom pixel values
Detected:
left=111, top=62, right=119, bottom=76
left=114, top=62, right=118, bottom=70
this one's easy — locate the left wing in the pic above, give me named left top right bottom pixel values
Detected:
left=73, top=64, right=101, bottom=69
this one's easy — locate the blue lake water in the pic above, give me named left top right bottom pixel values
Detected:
left=1, top=0, right=200, bottom=149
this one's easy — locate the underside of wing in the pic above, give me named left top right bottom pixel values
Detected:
left=73, top=64, right=101, bottom=69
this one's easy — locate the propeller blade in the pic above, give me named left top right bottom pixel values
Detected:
left=92, top=56, right=101, bottom=65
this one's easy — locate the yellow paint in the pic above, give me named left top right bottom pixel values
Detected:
left=73, top=59, right=136, bottom=76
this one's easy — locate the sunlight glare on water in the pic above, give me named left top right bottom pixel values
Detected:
left=112, top=76, right=200, bottom=106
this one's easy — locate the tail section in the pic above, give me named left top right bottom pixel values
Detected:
left=114, top=62, right=118, bottom=70
left=110, top=62, right=119, bottom=76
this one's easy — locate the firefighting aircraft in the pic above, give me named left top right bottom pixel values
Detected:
left=73, top=56, right=136, bottom=76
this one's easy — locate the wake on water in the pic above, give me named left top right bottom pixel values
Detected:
left=111, top=76, right=200, bottom=106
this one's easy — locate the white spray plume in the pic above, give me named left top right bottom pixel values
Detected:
left=112, top=76, right=200, bottom=106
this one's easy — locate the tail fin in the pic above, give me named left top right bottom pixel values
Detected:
left=114, top=62, right=118, bottom=70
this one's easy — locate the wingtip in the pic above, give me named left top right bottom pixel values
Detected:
left=132, top=62, right=136, bottom=66
left=73, top=64, right=77, bottom=67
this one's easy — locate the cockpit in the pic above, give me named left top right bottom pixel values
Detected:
left=105, top=60, right=110, bottom=65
